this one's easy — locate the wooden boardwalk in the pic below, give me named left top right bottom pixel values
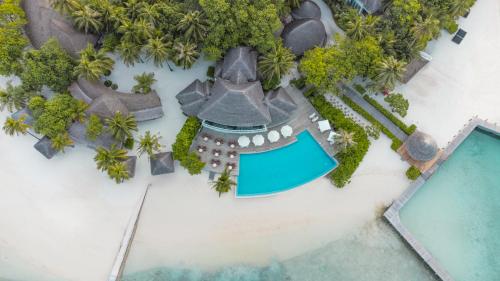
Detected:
left=384, top=117, right=500, bottom=281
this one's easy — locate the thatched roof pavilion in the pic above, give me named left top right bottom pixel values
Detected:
left=215, top=47, right=258, bottom=84
left=34, top=136, right=57, bottom=159
left=150, top=152, right=175, bottom=175
left=291, top=0, right=322, bottom=20
left=406, top=131, right=439, bottom=162
left=176, top=79, right=210, bottom=116
left=265, top=87, right=298, bottom=126
left=198, top=79, right=271, bottom=128
left=21, top=0, right=97, bottom=57
left=282, top=19, right=327, bottom=56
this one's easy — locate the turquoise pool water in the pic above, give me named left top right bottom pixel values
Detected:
left=236, top=130, right=338, bottom=197
left=400, top=128, right=500, bottom=281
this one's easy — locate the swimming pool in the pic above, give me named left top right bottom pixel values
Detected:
left=399, top=128, right=500, bottom=281
left=236, top=130, right=338, bottom=197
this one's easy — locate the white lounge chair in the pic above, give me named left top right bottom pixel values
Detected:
left=309, top=112, right=317, bottom=119
left=311, top=116, right=319, bottom=122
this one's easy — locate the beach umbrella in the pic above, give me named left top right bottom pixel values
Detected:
left=268, top=130, right=280, bottom=143
left=281, top=125, right=293, bottom=138
left=318, top=120, right=331, bottom=133
left=238, top=136, right=250, bottom=148
left=252, top=135, right=265, bottom=146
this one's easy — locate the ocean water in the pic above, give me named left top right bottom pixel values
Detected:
left=121, top=220, right=438, bottom=281
left=400, top=129, right=500, bottom=281
left=237, top=130, right=338, bottom=197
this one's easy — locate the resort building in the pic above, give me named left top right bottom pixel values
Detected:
left=177, top=46, right=297, bottom=134
left=281, top=1, right=327, bottom=56
left=346, top=0, right=383, bottom=15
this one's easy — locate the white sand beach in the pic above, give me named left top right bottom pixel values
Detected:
left=1, top=0, right=500, bottom=280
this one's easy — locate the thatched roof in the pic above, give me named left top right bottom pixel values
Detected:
left=265, top=88, right=297, bottom=126
left=86, top=94, right=129, bottom=120
left=176, top=80, right=210, bottom=116
left=123, top=156, right=137, bottom=178
left=198, top=79, right=271, bottom=127
left=21, top=0, right=97, bottom=57
left=34, top=136, right=57, bottom=159
left=150, top=152, right=175, bottom=175
left=219, top=47, right=258, bottom=84
left=67, top=122, right=121, bottom=150
left=292, top=0, right=322, bottom=20
left=406, top=131, right=438, bottom=162
left=70, top=78, right=164, bottom=122
left=282, top=19, right=326, bottom=56
left=11, top=108, right=34, bottom=126
left=402, top=52, right=432, bottom=83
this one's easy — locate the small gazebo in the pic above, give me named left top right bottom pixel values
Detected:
left=399, top=131, right=441, bottom=172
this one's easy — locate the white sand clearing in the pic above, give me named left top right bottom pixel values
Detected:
left=0, top=0, right=499, bottom=280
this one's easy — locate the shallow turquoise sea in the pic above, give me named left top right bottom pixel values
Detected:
left=400, top=129, right=500, bottom=281
left=121, top=221, right=438, bottom=281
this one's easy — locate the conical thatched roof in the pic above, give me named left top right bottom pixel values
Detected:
left=282, top=19, right=326, bottom=56
left=176, top=80, right=210, bottom=116
left=123, top=156, right=137, bottom=178
left=198, top=79, right=271, bottom=127
left=34, top=136, right=57, bottom=159
left=266, top=87, right=297, bottom=112
left=292, top=0, right=322, bottom=20
left=150, top=152, right=175, bottom=175
left=406, top=131, right=438, bottom=162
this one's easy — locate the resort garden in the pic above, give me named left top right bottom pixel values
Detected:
left=0, top=0, right=476, bottom=189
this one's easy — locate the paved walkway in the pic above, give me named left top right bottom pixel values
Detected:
left=342, top=85, right=409, bottom=141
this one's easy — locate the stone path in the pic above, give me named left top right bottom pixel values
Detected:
left=342, top=85, right=409, bottom=141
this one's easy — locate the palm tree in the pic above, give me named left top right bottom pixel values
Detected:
left=144, top=37, right=171, bottom=67
left=173, top=41, right=199, bottom=69
left=0, top=82, right=34, bottom=113
left=375, top=56, right=407, bottom=92
left=2, top=116, right=30, bottom=136
left=137, top=131, right=163, bottom=159
left=345, top=15, right=367, bottom=41
left=139, top=4, right=160, bottom=26
left=117, top=40, right=142, bottom=66
left=132, top=72, right=156, bottom=94
left=288, top=0, right=301, bottom=8
left=51, top=133, right=74, bottom=153
left=334, top=129, right=357, bottom=152
left=73, top=100, right=89, bottom=123
left=176, top=11, right=207, bottom=43
left=49, top=0, right=80, bottom=15
left=94, top=145, right=128, bottom=172
left=72, top=5, right=102, bottom=34
left=75, top=43, right=115, bottom=81
left=124, top=0, right=145, bottom=20
left=107, top=162, right=130, bottom=183
left=133, top=18, right=154, bottom=42
left=258, top=41, right=295, bottom=84
left=211, top=168, right=236, bottom=197
left=412, top=15, right=440, bottom=45
left=450, top=0, right=475, bottom=18
left=105, top=112, right=138, bottom=142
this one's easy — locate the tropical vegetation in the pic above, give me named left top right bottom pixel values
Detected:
left=86, top=114, right=104, bottom=141
left=137, top=131, right=163, bottom=159
left=105, top=112, right=138, bottom=143
left=75, top=43, right=115, bottom=81
left=384, top=93, right=410, bottom=117
left=211, top=168, right=236, bottom=197
left=2, top=116, right=30, bottom=136
left=132, top=72, right=156, bottom=94
left=172, top=116, right=205, bottom=175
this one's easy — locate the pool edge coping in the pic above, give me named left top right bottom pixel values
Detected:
left=235, top=129, right=339, bottom=198
left=384, top=117, right=500, bottom=281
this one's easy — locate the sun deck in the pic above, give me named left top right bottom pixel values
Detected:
left=190, top=86, right=337, bottom=176
left=384, top=117, right=500, bottom=281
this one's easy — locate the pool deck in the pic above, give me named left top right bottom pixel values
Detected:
left=384, top=117, right=500, bottom=281
left=191, top=85, right=337, bottom=176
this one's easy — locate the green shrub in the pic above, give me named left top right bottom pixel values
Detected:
left=206, top=66, right=215, bottom=78
left=341, top=95, right=402, bottom=151
left=406, top=166, right=421, bottom=180
left=124, top=137, right=134, bottom=150
left=86, top=114, right=103, bottom=141
left=366, top=125, right=380, bottom=139
left=262, top=75, right=280, bottom=91
left=111, top=84, right=118, bottom=90
left=290, top=77, right=306, bottom=89
left=101, top=33, right=121, bottom=52
left=384, top=93, right=409, bottom=117
left=104, top=80, right=112, bottom=87
left=353, top=84, right=366, bottom=94
left=172, top=117, right=205, bottom=174
left=304, top=87, right=318, bottom=97
left=363, top=95, right=417, bottom=135
left=309, top=95, right=370, bottom=187
left=31, top=94, right=82, bottom=138
left=444, top=21, right=459, bottom=34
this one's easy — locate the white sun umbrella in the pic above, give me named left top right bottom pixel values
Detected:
left=281, top=125, right=293, bottom=138
left=318, top=120, right=332, bottom=133
left=238, top=135, right=250, bottom=148
left=252, top=134, right=265, bottom=146
left=268, top=130, right=280, bottom=143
